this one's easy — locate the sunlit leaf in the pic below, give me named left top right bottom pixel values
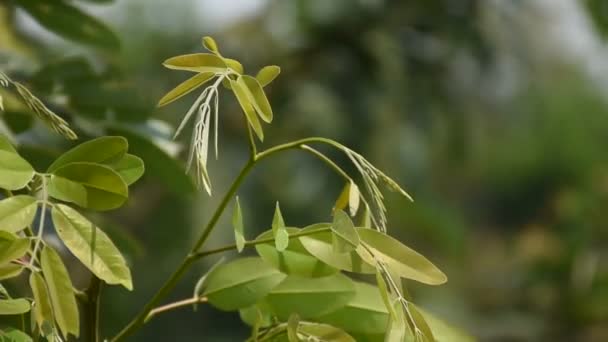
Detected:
left=224, top=58, right=244, bottom=74
left=202, top=36, right=220, bottom=55
left=230, top=79, right=264, bottom=141
left=157, top=72, right=214, bottom=107
left=385, top=303, right=407, bottom=342
left=239, top=75, right=273, bottom=123
left=348, top=181, right=360, bottom=216
left=0, top=149, right=35, bottom=190
left=0, top=298, right=30, bottom=315
left=0, top=231, right=29, bottom=264
left=163, top=53, right=226, bottom=73
left=107, top=154, right=144, bottom=185
left=233, top=197, right=245, bottom=253
left=334, top=182, right=350, bottom=213
left=0, top=195, right=38, bottom=233
left=256, top=65, right=281, bottom=87
left=47, top=136, right=127, bottom=173
left=52, top=204, right=133, bottom=290
left=40, top=246, right=79, bottom=339
left=203, top=257, right=286, bottom=311
left=331, top=209, right=360, bottom=253
left=409, top=302, right=435, bottom=342
left=29, top=272, right=54, bottom=335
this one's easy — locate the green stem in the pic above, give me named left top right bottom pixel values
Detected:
left=144, top=296, right=208, bottom=323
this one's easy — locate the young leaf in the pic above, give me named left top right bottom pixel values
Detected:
left=359, top=204, right=372, bottom=228
left=47, top=136, right=128, bottom=173
left=0, top=298, right=31, bottom=315
left=272, top=203, right=289, bottom=251
left=266, top=273, right=356, bottom=320
left=40, top=246, right=79, bottom=339
left=157, top=72, right=215, bottom=107
left=48, top=162, right=129, bottom=211
left=230, top=78, right=264, bottom=141
left=331, top=209, right=360, bottom=253
left=375, top=267, right=397, bottom=320
left=163, top=53, right=226, bottom=73
left=348, top=181, right=360, bottom=216
left=287, top=313, right=300, bottom=342
left=334, top=182, right=350, bottom=213
left=51, top=204, right=133, bottom=290
left=202, top=36, right=220, bottom=55
left=0, top=264, right=23, bottom=280
left=256, top=65, right=281, bottom=87
left=107, top=154, right=145, bottom=185
left=297, top=322, right=356, bottom=342
left=239, top=75, right=273, bottom=123
left=224, top=58, right=244, bottom=74
left=408, top=302, right=435, bottom=342
left=232, top=197, right=245, bottom=253
left=0, top=195, right=38, bottom=233
left=356, top=228, right=447, bottom=285
left=0, top=149, right=35, bottom=190
left=29, top=272, right=54, bottom=334
left=203, top=257, right=286, bottom=311
left=255, top=226, right=338, bottom=278
left=0, top=231, right=30, bottom=264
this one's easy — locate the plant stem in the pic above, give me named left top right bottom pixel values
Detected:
left=84, top=276, right=102, bottom=342
left=144, top=297, right=208, bottom=323
left=30, top=176, right=48, bottom=266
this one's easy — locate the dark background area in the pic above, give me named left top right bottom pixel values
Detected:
left=2, top=0, right=608, bottom=340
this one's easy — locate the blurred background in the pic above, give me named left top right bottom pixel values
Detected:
left=2, top=0, right=608, bottom=341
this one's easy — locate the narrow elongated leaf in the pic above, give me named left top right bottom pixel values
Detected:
left=40, top=246, right=79, bottom=338
left=157, top=72, right=214, bottom=107
left=163, top=53, right=226, bottom=73
left=0, top=263, right=23, bottom=280
left=0, top=149, right=35, bottom=190
left=255, top=226, right=337, bottom=278
left=299, top=227, right=375, bottom=274
left=331, top=210, right=359, bottom=253
left=386, top=303, right=407, bottom=342
left=272, top=203, right=288, bottom=251
left=356, top=228, right=447, bottom=285
left=29, top=272, right=54, bottom=334
left=0, top=231, right=29, bottom=264
left=348, top=181, right=360, bottom=216
left=15, top=0, right=119, bottom=49
left=47, top=136, right=127, bottom=173
left=202, top=36, right=220, bottom=55
left=239, top=75, right=273, bottom=123
left=256, top=66, right=281, bottom=87
left=230, top=79, right=264, bottom=141
left=52, top=204, right=132, bottom=290
left=48, top=162, right=128, bottom=211
left=232, top=197, right=245, bottom=253
left=409, top=302, right=435, bottom=342
left=334, top=183, right=350, bottom=213
left=0, top=195, right=38, bottom=233
left=108, top=154, right=144, bottom=185
left=203, top=257, right=286, bottom=311
left=0, top=298, right=30, bottom=315
left=266, top=273, right=356, bottom=320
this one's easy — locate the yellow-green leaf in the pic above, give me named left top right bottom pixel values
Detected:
left=233, top=197, right=245, bottom=253
left=0, top=263, right=23, bottom=280
left=29, top=272, right=54, bottom=335
left=108, top=154, right=144, bottom=186
left=239, top=75, right=273, bottom=123
left=0, top=149, right=35, bottom=190
left=256, top=65, right=281, bottom=87
left=0, top=231, right=29, bottom=264
left=272, top=203, right=289, bottom=251
left=230, top=78, right=264, bottom=141
left=0, top=195, right=38, bottom=233
left=52, top=204, right=132, bottom=290
left=47, top=136, right=127, bottom=173
left=0, top=298, right=30, bottom=315
left=331, top=209, right=359, bottom=253
left=224, top=58, right=244, bottom=74
left=157, top=72, right=215, bottom=107
left=202, top=36, right=220, bottom=55
left=163, top=53, right=226, bottom=73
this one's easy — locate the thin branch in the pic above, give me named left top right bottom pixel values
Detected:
left=84, top=276, right=102, bottom=342
left=144, top=297, right=208, bottom=323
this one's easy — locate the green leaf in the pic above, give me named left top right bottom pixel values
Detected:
left=0, top=327, right=33, bottom=342
left=0, top=231, right=29, bottom=264
left=256, top=66, right=281, bottom=87
left=348, top=181, right=360, bottom=216
left=299, top=227, right=375, bottom=274
left=40, top=246, right=79, bottom=339
left=409, top=302, right=435, bottom=342
left=157, top=72, right=215, bottom=107
left=239, top=75, right=273, bottom=123
left=163, top=53, right=227, bottom=73
left=375, top=267, right=397, bottom=320
left=316, top=281, right=389, bottom=334
left=47, top=136, right=128, bottom=173
left=0, top=149, right=35, bottom=190
left=29, top=272, right=54, bottom=335
left=0, top=195, right=38, bottom=233
left=233, top=197, right=245, bottom=253
left=230, top=78, right=264, bottom=141
left=416, top=307, right=475, bottom=342
left=272, top=203, right=288, bottom=251
left=15, top=0, right=119, bottom=49
left=203, top=257, right=286, bottom=311
left=239, top=302, right=274, bottom=328
left=192, top=257, right=225, bottom=312
left=359, top=204, right=371, bottom=228
left=287, top=313, right=299, bottom=342
left=331, top=209, right=360, bottom=253
left=386, top=303, right=407, bottom=342
left=255, top=226, right=338, bottom=278
left=0, top=135, right=17, bottom=153
left=108, top=154, right=144, bottom=185
left=0, top=264, right=23, bottom=280
left=224, top=59, right=244, bottom=74
left=266, top=273, right=356, bottom=320
left=334, top=182, right=350, bottom=213
left=356, top=228, right=447, bottom=285
left=202, top=36, right=220, bottom=55
left=48, top=162, right=128, bottom=211
left=51, top=204, right=133, bottom=290
left=0, top=299, right=30, bottom=315
left=297, top=322, right=356, bottom=342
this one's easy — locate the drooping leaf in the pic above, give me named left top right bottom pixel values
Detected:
left=29, top=272, right=54, bottom=335
left=48, top=162, right=128, bottom=211
left=47, top=136, right=127, bottom=173
left=356, top=228, right=447, bottom=285
left=51, top=204, right=132, bottom=290
left=272, top=203, right=288, bottom=251
left=202, top=36, right=220, bottom=55
left=0, top=195, right=38, bottom=233
left=239, top=75, right=273, bottom=123
left=256, top=65, right=281, bottom=87
left=230, top=79, right=264, bottom=141
left=232, top=197, right=245, bottom=253
left=107, top=154, right=144, bottom=185
left=15, top=0, right=119, bottom=49
left=266, top=273, right=356, bottom=320
left=299, top=227, right=375, bottom=274
left=0, top=264, right=23, bottom=280
left=0, top=298, right=30, bottom=315
left=163, top=53, right=226, bottom=73
left=0, top=149, right=35, bottom=190
left=255, top=226, right=338, bottom=278
left=40, top=246, right=79, bottom=338
left=0, top=327, right=33, bottom=342
left=409, top=302, right=435, bottom=342
left=157, top=72, right=215, bottom=107
left=203, top=257, right=286, bottom=311
left=0, top=231, right=30, bottom=264
left=331, top=210, right=360, bottom=253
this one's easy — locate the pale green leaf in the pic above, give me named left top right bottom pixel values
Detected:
left=108, top=154, right=144, bottom=185
left=348, top=181, right=360, bottom=216
left=192, top=257, right=225, bottom=312
left=334, top=182, right=350, bottom=213
left=239, top=302, right=273, bottom=328
left=297, top=322, right=356, bottom=342
left=163, top=53, right=226, bottom=73
left=386, top=303, right=407, bottom=342
left=203, top=257, right=286, bottom=311
left=0, top=231, right=29, bottom=264
left=0, top=195, right=38, bottom=233
left=202, top=36, right=220, bottom=55
left=0, top=149, right=35, bottom=190
left=52, top=204, right=132, bottom=290
left=29, top=272, right=54, bottom=335
left=157, top=72, right=214, bottom=107
left=256, top=65, right=281, bottom=87
left=287, top=313, right=299, bottom=342
left=331, top=209, right=360, bottom=253
left=40, top=246, right=79, bottom=338
left=375, top=267, right=397, bottom=321
left=47, top=136, right=127, bottom=173
left=224, top=58, right=244, bottom=74
left=0, top=327, right=33, bottom=342
left=272, top=203, right=288, bottom=251
left=0, top=298, right=30, bottom=315
left=239, top=75, right=273, bottom=123
left=230, top=78, right=264, bottom=141
left=409, top=302, right=435, bottom=342
left=233, top=197, right=245, bottom=253
left=0, top=263, right=23, bottom=280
